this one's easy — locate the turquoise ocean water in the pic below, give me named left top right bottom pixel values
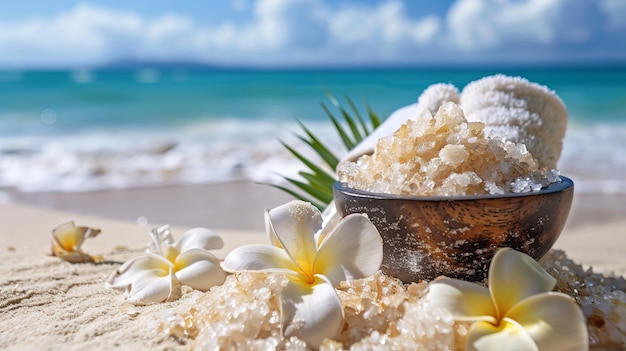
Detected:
left=0, top=67, right=625, bottom=194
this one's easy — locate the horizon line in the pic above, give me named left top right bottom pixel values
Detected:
left=1, top=58, right=626, bottom=72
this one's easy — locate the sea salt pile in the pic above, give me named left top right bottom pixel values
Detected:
left=160, top=272, right=467, bottom=351
left=159, top=251, right=625, bottom=350
left=338, top=102, right=559, bottom=196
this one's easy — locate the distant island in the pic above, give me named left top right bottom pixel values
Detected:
left=98, top=59, right=223, bottom=70
left=1, top=57, right=625, bottom=72
left=95, top=58, right=626, bottom=72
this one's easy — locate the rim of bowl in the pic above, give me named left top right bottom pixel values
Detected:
left=334, top=176, right=574, bottom=201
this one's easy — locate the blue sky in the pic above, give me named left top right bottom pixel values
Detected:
left=0, top=0, right=625, bottom=68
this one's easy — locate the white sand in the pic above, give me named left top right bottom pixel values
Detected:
left=0, top=202, right=624, bottom=350
left=0, top=203, right=266, bottom=350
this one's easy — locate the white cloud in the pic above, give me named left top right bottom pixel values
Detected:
left=0, top=0, right=443, bottom=67
left=0, top=0, right=623, bottom=67
left=600, top=0, right=626, bottom=30
left=330, top=1, right=440, bottom=46
left=0, top=3, right=149, bottom=65
left=445, top=0, right=626, bottom=59
left=324, top=1, right=442, bottom=63
left=447, top=0, right=565, bottom=50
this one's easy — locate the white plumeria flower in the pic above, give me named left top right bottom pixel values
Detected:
left=106, top=225, right=226, bottom=303
left=425, top=248, right=588, bottom=351
left=50, top=220, right=102, bottom=263
left=222, top=200, right=383, bottom=348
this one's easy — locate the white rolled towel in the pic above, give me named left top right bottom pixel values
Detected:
left=340, top=75, right=567, bottom=170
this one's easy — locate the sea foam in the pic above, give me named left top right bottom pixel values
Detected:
left=0, top=119, right=340, bottom=193
left=0, top=120, right=624, bottom=196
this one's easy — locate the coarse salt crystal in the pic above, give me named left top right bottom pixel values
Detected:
left=338, top=102, right=558, bottom=196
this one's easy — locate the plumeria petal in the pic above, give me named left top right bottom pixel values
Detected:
left=425, top=278, right=498, bottom=323
left=52, top=250, right=101, bottom=264
left=50, top=221, right=102, bottom=263
left=318, top=202, right=341, bottom=244
left=267, top=201, right=321, bottom=275
left=174, top=228, right=224, bottom=252
left=50, top=233, right=66, bottom=252
left=489, top=248, right=556, bottom=318
left=280, top=275, right=344, bottom=349
left=265, top=209, right=283, bottom=249
left=221, top=244, right=301, bottom=277
left=314, top=213, right=383, bottom=286
left=175, top=248, right=226, bottom=291
left=107, top=254, right=176, bottom=303
left=52, top=221, right=86, bottom=250
left=126, top=269, right=178, bottom=303
left=106, top=255, right=171, bottom=290
left=506, top=293, right=589, bottom=351
left=315, top=206, right=340, bottom=248
left=467, top=320, right=539, bottom=351
left=147, top=225, right=174, bottom=256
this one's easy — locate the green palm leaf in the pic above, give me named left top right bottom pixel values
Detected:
left=345, top=95, right=370, bottom=134
left=267, top=94, right=382, bottom=210
left=321, top=102, right=357, bottom=150
left=295, top=120, right=339, bottom=170
left=278, top=140, right=336, bottom=186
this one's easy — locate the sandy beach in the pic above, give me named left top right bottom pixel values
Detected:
left=1, top=182, right=625, bottom=350
left=5, top=180, right=626, bottom=230
left=0, top=191, right=271, bottom=351
left=1, top=1, right=624, bottom=348
left=1, top=182, right=294, bottom=231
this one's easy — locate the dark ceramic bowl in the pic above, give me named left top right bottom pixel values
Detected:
left=333, top=176, right=574, bottom=283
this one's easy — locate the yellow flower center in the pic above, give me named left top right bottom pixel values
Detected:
left=59, top=230, right=78, bottom=251
left=164, top=246, right=180, bottom=266
left=296, top=259, right=315, bottom=284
